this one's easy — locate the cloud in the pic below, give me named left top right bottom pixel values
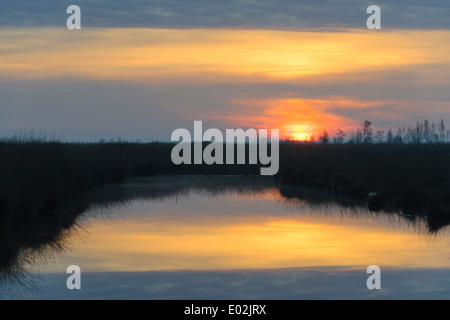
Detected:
left=1, top=27, right=450, bottom=140
left=2, top=28, right=449, bottom=83
left=0, top=0, right=450, bottom=29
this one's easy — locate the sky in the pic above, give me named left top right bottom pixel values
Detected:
left=1, top=1, right=450, bottom=141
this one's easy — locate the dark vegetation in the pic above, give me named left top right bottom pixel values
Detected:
left=315, top=119, right=450, bottom=144
left=278, top=143, right=450, bottom=202
left=0, top=138, right=263, bottom=232
left=0, top=138, right=171, bottom=234
left=277, top=143, right=450, bottom=231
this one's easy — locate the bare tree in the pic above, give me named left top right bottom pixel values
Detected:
left=331, top=119, right=448, bottom=144
left=405, top=126, right=417, bottom=144
left=319, top=130, right=329, bottom=144
left=394, top=127, right=403, bottom=144
left=415, top=121, right=424, bottom=143
left=361, top=120, right=373, bottom=144
left=355, top=128, right=363, bottom=144
left=439, top=119, right=446, bottom=143
left=386, top=129, right=394, bottom=144
left=333, top=129, right=346, bottom=144
left=424, top=119, right=431, bottom=143
left=374, top=130, right=385, bottom=144
left=431, top=122, right=438, bottom=143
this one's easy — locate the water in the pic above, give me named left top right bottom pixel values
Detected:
left=2, top=176, right=450, bottom=299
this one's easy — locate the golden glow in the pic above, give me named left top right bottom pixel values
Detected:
left=1, top=28, right=450, bottom=82
left=209, top=98, right=450, bottom=139
left=50, top=190, right=450, bottom=272
left=288, top=124, right=312, bottom=141
left=214, top=98, right=349, bottom=139
left=292, top=132, right=311, bottom=141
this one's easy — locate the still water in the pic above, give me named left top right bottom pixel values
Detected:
left=2, top=176, right=450, bottom=299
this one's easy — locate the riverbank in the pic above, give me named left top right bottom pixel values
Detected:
left=277, top=143, right=450, bottom=206
left=1, top=140, right=450, bottom=231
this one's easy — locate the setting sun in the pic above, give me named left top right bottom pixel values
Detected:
left=292, top=131, right=311, bottom=141
left=287, top=124, right=313, bottom=141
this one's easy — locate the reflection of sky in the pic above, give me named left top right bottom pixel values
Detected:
left=30, top=186, right=450, bottom=274
left=4, top=178, right=450, bottom=300
left=15, top=267, right=450, bottom=300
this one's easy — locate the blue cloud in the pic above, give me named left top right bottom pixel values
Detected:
left=0, top=0, right=449, bottom=29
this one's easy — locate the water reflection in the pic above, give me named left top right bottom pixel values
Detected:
left=1, top=176, right=450, bottom=299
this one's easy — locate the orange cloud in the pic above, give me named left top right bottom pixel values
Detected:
left=206, top=98, right=380, bottom=139
left=204, top=97, right=450, bottom=139
left=1, top=28, right=450, bottom=82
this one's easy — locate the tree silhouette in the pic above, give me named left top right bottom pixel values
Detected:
left=362, top=120, right=373, bottom=144
left=333, top=129, right=346, bottom=144
left=319, top=130, right=329, bottom=144
left=374, top=130, right=385, bottom=143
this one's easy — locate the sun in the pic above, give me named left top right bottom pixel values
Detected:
left=292, top=131, right=311, bottom=141
left=287, top=124, right=312, bottom=141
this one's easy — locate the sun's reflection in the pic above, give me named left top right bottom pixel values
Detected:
left=43, top=188, right=450, bottom=272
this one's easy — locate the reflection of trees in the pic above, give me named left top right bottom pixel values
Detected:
left=278, top=185, right=450, bottom=233
left=0, top=198, right=89, bottom=298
